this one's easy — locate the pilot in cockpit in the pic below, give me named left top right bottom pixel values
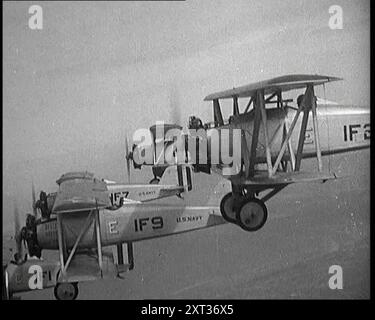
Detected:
left=35, top=191, right=56, bottom=220
left=297, top=94, right=305, bottom=108
left=188, top=116, right=204, bottom=129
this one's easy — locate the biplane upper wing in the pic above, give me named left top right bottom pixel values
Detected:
left=53, top=171, right=110, bottom=213
left=204, top=74, right=342, bottom=100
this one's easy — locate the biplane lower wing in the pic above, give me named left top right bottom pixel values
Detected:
left=231, top=171, right=336, bottom=188
left=58, top=252, right=103, bottom=283
left=58, top=248, right=132, bottom=283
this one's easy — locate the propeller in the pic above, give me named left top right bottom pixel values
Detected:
left=125, top=135, right=131, bottom=183
left=169, top=84, right=182, bottom=126
left=13, top=201, right=24, bottom=264
left=31, top=181, right=37, bottom=218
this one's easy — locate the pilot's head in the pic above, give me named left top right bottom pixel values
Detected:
left=188, top=116, right=203, bottom=129
left=297, top=94, right=305, bottom=107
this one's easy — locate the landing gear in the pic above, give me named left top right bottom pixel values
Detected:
left=236, top=198, right=268, bottom=232
left=54, top=282, right=79, bottom=300
left=2, top=266, right=10, bottom=300
left=149, top=177, right=160, bottom=184
left=220, top=192, right=237, bottom=223
left=220, top=192, right=268, bottom=232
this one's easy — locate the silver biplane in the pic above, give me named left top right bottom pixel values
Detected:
left=191, top=74, right=370, bottom=231
left=128, top=74, right=370, bottom=232
left=3, top=166, right=226, bottom=300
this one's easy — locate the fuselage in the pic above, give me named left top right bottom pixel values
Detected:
left=37, top=204, right=224, bottom=250
left=206, top=103, right=370, bottom=173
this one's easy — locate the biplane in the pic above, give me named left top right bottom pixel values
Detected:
left=3, top=167, right=226, bottom=300
left=127, top=74, right=370, bottom=232
left=192, top=74, right=370, bottom=231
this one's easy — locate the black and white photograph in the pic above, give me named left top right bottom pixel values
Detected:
left=3, top=0, right=370, bottom=302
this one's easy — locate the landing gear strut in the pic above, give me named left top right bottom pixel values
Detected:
left=54, top=282, right=79, bottom=300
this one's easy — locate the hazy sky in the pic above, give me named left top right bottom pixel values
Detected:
left=2, top=0, right=370, bottom=229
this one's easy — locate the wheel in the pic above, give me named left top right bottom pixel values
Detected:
left=220, top=192, right=237, bottom=223
left=236, top=198, right=268, bottom=232
left=54, top=282, right=79, bottom=300
left=149, top=177, right=160, bottom=184
left=2, top=266, right=10, bottom=300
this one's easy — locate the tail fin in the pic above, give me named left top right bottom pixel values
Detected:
left=159, top=165, right=192, bottom=191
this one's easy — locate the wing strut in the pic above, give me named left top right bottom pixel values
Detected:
left=271, top=106, right=302, bottom=175
left=61, top=211, right=95, bottom=275
left=294, top=84, right=323, bottom=172
left=233, top=96, right=239, bottom=116
left=57, top=213, right=66, bottom=276
left=213, top=99, right=224, bottom=126
left=247, top=89, right=274, bottom=178
left=248, top=94, right=261, bottom=177
left=258, top=90, right=273, bottom=178
left=95, top=207, right=103, bottom=275
left=295, top=95, right=310, bottom=171
left=244, top=96, right=254, bottom=113
left=309, top=85, right=323, bottom=171
left=284, top=118, right=296, bottom=171
left=57, top=206, right=104, bottom=281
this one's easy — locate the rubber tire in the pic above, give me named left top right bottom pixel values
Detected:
left=149, top=178, right=160, bottom=185
left=220, top=192, right=237, bottom=223
left=236, top=198, right=268, bottom=232
left=2, top=266, right=9, bottom=300
left=54, top=282, right=79, bottom=300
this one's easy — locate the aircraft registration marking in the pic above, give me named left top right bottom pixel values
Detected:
left=109, top=191, right=129, bottom=207
left=304, top=127, right=314, bottom=144
left=108, top=220, right=119, bottom=234
left=343, top=123, right=370, bottom=142
left=134, top=216, right=163, bottom=232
